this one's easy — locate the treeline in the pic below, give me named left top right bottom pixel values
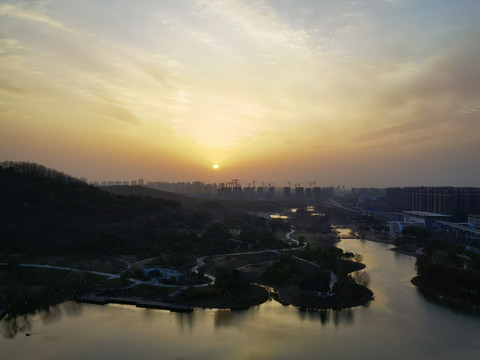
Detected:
left=0, top=161, right=80, bottom=184
left=291, top=208, right=331, bottom=233
left=0, top=162, right=291, bottom=258
left=262, top=247, right=368, bottom=299
left=415, top=240, right=480, bottom=301
left=0, top=162, right=202, bottom=254
left=154, top=218, right=290, bottom=269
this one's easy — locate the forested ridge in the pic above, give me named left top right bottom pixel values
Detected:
left=0, top=162, right=290, bottom=258
left=0, top=162, right=199, bottom=254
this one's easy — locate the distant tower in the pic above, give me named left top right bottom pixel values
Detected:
left=267, top=185, right=275, bottom=200
left=295, top=186, right=304, bottom=200
left=232, top=186, right=243, bottom=199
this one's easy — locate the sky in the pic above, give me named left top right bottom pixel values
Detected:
left=1, top=0, right=479, bottom=187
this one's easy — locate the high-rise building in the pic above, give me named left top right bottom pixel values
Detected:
left=386, top=187, right=480, bottom=221
left=267, top=186, right=275, bottom=200
left=295, top=187, right=304, bottom=200
left=217, top=186, right=232, bottom=199
left=469, top=214, right=480, bottom=229
left=232, top=186, right=243, bottom=199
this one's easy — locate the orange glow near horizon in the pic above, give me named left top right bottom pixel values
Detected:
left=1, top=1, right=479, bottom=187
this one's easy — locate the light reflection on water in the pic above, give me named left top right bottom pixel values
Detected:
left=2, top=232, right=480, bottom=360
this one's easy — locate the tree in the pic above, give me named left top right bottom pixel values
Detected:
left=298, top=236, right=306, bottom=247
left=214, top=267, right=240, bottom=292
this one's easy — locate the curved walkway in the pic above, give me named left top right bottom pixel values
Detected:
left=6, top=234, right=334, bottom=292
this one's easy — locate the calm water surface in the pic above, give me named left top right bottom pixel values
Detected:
left=2, top=230, right=480, bottom=360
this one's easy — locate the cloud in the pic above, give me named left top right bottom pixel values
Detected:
left=0, top=81, right=30, bottom=96
left=0, top=3, right=74, bottom=32
left=346, top=21, right=480, bottom=153
left=413, top=32, right=480, bottom=98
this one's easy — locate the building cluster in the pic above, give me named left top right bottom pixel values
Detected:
left=91, top=179, right=145, bottom=187
left=386, top=187, right=480, bottom=221
left=92, top=178, right=336, bottom=201
left=349, top=187, right=480, bottom=222
left=215, top=185, right=334, bottom=201
left=351, top=188, right=389, bottom=212
left=348, top=187, right=480, bottom=243
left=146, top=181, right=216, bottom=197
left=388, top=211, right=480, bottom=242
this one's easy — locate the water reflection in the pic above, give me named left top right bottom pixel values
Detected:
left=213, top=309, right=235, bottom=327
left=0, top=314, right=32, bottom=339
left=174, top=310, right=196, bottom=334
left=62, top=301, right=83, bottom=318
left=296, top=307, right=354, bottom=326
left=212, top=307, right=255, bottom=329
left=41, top=305, right=63, bottom=325
left=0, top=301, right=85, bottom=339
left=415, top=287, right=480, bottom=317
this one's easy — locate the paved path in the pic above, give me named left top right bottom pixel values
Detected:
left=291, top=256, right=338, bottom=290
left=16, top=263, right=182, bottom=288
left=7, top=235, right=330, bottom=293
left=19, top=263, right=119, bottom=278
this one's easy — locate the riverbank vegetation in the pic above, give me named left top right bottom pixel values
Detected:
left=0, top=265, right=107, bottom=317
left=200, top=242, right=373, bottom=310
left=260, top=249, right=372, bottom=309
left=412, top=239, right=480, bottom=311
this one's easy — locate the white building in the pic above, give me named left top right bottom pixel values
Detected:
left=143, top=267, right=186, bottom=282
left=468, top=214, right=480, bottom=229
left=388, top=211, right=450, bottom=237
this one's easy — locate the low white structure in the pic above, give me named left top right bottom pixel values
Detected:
left=143, top=267, right=186, bottom=282
left=388, top=211, right=450, bottom=237
left=388, top=211, right=480, bottom=241
left=468, top=214, right=480, bottom=229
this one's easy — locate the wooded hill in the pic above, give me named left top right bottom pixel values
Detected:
left=0, top=162, right=290, bottom=258
left=0, top=162, right=205, bottom=254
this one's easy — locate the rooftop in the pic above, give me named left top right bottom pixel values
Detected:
left=403, top=211, right=450, bottom=218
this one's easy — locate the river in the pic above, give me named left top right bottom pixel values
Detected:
left=2, top=230, right=480, bottom=360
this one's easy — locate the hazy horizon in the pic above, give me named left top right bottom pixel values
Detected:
left=1, top=1, right=479, bottom=187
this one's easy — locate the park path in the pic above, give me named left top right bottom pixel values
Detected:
left=2, top=230, right=337, bottom=291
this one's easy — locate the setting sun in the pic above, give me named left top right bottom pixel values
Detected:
left=213, top=164, right=219, bottom=170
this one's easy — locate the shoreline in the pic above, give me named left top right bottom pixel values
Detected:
left=75, top=293, right=193, bottom=312
left=335, top=225, right=418, bottom=256
left=269, top=284, right=373, bottom=310
left=411, top=276, right=480, bottom=313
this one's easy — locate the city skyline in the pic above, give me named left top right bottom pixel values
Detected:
left=1, top=1, right=480, bottom=187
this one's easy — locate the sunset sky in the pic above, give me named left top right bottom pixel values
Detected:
left=1, top=0, right=479, bottom=187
